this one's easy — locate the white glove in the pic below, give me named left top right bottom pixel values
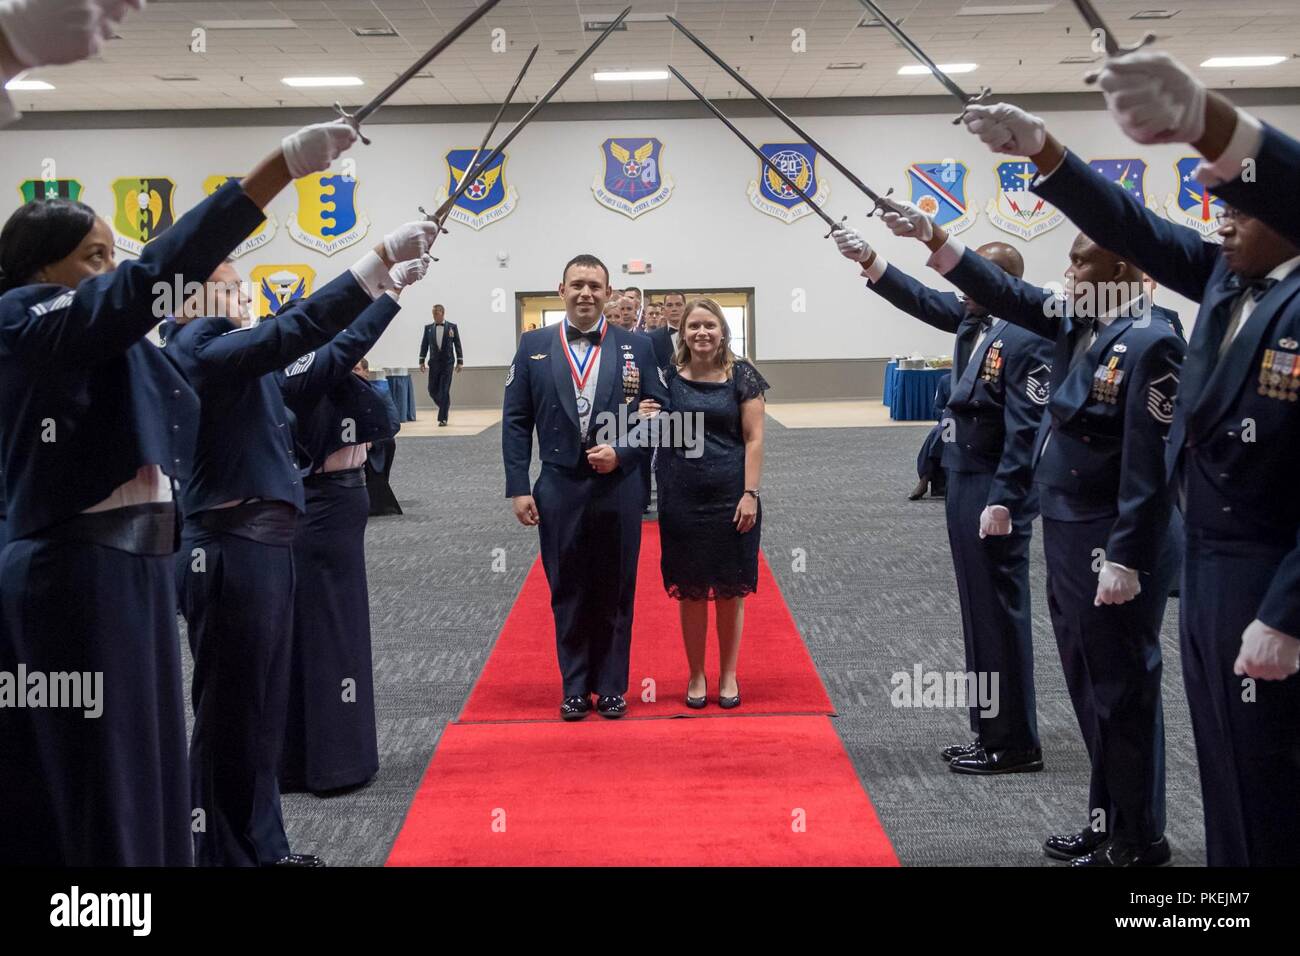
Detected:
left=1095, top=51, right=1207, bottom=145
left=281, top=120, right=357, bottom=179
left=382, top=221, right=441, bottom=262
left=0, top=0, right=141, bottom=69
left=1094, top=561, right=1141, bottom=606
left=880, top=200, right=934, bottom=242
left=961, top=103, right=1047, bottom=156
left=388, top=255, right=431, bottom=292
left=832, top=227, right=875, bottom=264
left=978, top=505, right=1012, bottom=539
left=1233, top=619, right=1300, bottom=681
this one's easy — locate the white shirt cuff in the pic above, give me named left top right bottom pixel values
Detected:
left=926, top=235, right=966, bottom=275
left=348, top=250, right=389, bottom=300
left=1193, top=109, right=1265, bottom=187
left=1031, top=150, right=1068, bottom=186
left=0, top=89, right=18, bottom=127
left=383, top=289, right=400, bottom=304
left=862, top=254, right=888, bottom=283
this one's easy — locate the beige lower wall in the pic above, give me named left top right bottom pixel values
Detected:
left=401, top=358, right=889, bottom=409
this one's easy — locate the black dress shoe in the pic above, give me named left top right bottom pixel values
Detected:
left=596, top=695, right=627, bottom=718
left=907, top=477, right=929, bottom=501
left=718, top=682, right=741, bottom=710
left=1043, top=827, right=1108, bottom=861
left=1072, top=836, right=1171, bottom=868
left=560, top=695, right=592, bottom=721
left=948, top=745, right=1043, bottom=775
left=685, top=680, right=707, bottom=709
left=438, top=420, right=447, bottom=427
left=269, top=853, right=326, bottom=867
left=940, top=739, right=980, bottom=763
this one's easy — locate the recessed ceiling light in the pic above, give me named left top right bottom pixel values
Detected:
left=1200, top=55, right=1286, bottom=68
left=282, top=76, right=365, bottom=88
left=1131, top=9, right=1178, bottom=19
left=5, top=77, right=54, bottom=90
left=828, top=62, right=866, bottom=70
left=1060, top=54, right=1100, bottom=64
left=858, top=15, right=905, bottom=27
left=898, top=63, right=978, bottom=75
left=583, top=19, right=628, bottom=32
left=958, top=4, right=1054, bottom=14
left=199, top=19, right=297, bottom=30
left=352, top=26, right=399, bottom=38
left=593, top=70, right=669, bottom=81
left=155, top=74, right=199, bottom=82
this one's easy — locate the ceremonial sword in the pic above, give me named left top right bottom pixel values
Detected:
left=1069, top=0, right=1155, bottom=83
left=855, top=0, right=991, bottom=122
left=668, top=66, right=847, bottom=237
left=423, top=6, right=633, bottom=230
left=666, top=15, right=902, bottom=218
left=334, top=0, right=505, bottom=144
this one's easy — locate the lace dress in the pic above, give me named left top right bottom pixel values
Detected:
left=657, top=360, right=770, bottom=600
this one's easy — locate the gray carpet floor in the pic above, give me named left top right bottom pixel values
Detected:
left=197, top=415, right=1203, bottom=866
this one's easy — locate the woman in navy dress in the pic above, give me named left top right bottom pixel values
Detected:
left=641, top=298, right=768, bottom=709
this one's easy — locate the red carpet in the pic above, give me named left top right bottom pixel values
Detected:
left=387, top=716, right=898, bottom=866
left=387, top=525, right=897, bottom=866
left=457, top=523, right=835, bottom=722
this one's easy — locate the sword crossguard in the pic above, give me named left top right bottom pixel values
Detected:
left=867, top=188, right=902, bottom=219
left=1083, top=33, right=1157, bottom=84
left=334, top=102, right=371, bottom=146
left=822, top=215, right=849, bottom=240
left=951, top=86, right=994, bottom=124
left=416, top=206, right=451, bottom=233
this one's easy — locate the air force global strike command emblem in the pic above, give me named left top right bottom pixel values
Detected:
left=747, top=143, right=828, bottom=224
left=435, top=148, right=518, bottom=231
left=592, top=137, right=673, bottom=219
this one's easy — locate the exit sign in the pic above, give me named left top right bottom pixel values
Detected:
left=623, top=260, right=652, bottom=274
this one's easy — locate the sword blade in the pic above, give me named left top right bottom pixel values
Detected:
left=353, top=0, right=506, bottom=124
left=668, top=66, right=841, bottom=233
left=856, top=0, right=974, bottom=104
left=1069, top=0, right=1155, bottom=59
left=666, top=14, right=889, bottom=207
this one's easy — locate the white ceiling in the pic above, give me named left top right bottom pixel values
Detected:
left=6, top=0, right=1299, bottom=113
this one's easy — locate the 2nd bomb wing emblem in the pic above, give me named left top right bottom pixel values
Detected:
left=1147, top=371, right=1178, bottom=424
left=1026, top=362, right=1051, bottom=406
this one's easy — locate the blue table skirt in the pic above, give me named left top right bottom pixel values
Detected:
left=882, top=360, right=898, bottom=405
left=385, top=374, right=417, bottom=422
left=889, top=367, right=947, bottom=421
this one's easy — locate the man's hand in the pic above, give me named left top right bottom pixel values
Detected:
left=454, top=363, right=463, bottom=373
left=387, top=255, right=430, bottom=294
left=586, top=444, right=618, bottom=474
left=978, top=504, right=1012, bottom=539
left=1233, top=619, right=1300, bottom=681
left=1095, top=561, right=1141, bottom=606
left=880, top=200, right=935, bottom=242
left=637, top=398, right=662, bottom=420
left=1094, top=51, right=1207, bottom=145
left=832, top=227, right=875, bottom=264
left=511, top=495, right=539, bottom=526
left=0, top=0, right=142, bottom=71
left=281, top=120, right=358, bottom=179
left=961, top=103, right=1047, bottom=156
left=381, top=221, right=440, bottom=266
left=419, top=362, right=427, bottom=372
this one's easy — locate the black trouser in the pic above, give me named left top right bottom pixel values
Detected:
left=427, top=360, right=454, bottom=423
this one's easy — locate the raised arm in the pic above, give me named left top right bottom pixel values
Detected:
left=833, top=227, right=967, bottom=334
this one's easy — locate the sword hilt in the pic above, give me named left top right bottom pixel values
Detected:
left=1083, top=32, right=1156, bottom=84
left=867, top=187, right=903, bottom=219
left=951, top=86, right=993, bottom=124
left=334, top=102, right=371, bottom=146
left=416, top=206, right=451, bottom=234
left=822, top=215, right=849, bottom=240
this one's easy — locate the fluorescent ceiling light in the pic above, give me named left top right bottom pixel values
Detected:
left=828, top=62, right=866, bottom=70
left=1200, top=55, right=1286, bottom=68
left=282, top=76, right=364, bottom=88
left=898, top=63, right=978, bottom=75
left=593, top=70, right=669, bottom=81
left=5, top=78, right=54, bottom=90
left=1131, top=9, right=1178, bottom=19
left=199, top=19, right=297, bottom=30
left=958, top=4, right=1054, bottom=14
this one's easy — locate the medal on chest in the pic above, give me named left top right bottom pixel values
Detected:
left=1091, top=356, right=1125, bottom=405
left=979, top=340, right=1004, bottom=384
left=562, top=320, right=605, bottom=398
left=622, top=357, right=640, bottom=403
left=1259, top=347, right=1300, bottom=401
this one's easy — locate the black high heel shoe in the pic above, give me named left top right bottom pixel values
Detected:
left=685, top=679, right=707, bottom=709
left=718, top=680, right=741, bottom=710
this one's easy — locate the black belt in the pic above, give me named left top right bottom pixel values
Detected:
left=41, top=501, right=177, bottom=556
left=194, top=499, right=298, bottom=546
left=306, top=467, right=366, bottom=489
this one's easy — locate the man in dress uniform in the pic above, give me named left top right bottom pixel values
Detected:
left=909, top=375, right=950, bottom=501
left=882, top=195, right=1185, bottom=866
left=962, top=100, right=1300, bottom=866
left=502, top=254, right=668, bottom=720
left=418, top=304, right=463, bottom=427
left=166, top=224, right=435, bottom=866
left=834, top=227, right=1052, bottom=775
left=649, top=291, right=686, bottom=370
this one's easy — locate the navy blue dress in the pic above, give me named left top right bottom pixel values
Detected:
left=657, top=360, right=769, bottom=600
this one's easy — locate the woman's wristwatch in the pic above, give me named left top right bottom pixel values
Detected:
left=744, top=489, right=760, bottom=500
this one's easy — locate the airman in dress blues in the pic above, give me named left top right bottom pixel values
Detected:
left=418, top=304, right=464, bottom=426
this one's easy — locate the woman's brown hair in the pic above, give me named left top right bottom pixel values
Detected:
left=673, top=297, right=737, bottom=378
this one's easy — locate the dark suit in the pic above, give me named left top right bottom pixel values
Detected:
left=0, top=179, right=262, bottom=865
left=502, top=318, right=669, bottom=697
left=1208, top=122, right=1300, bottom=247
left=648, top=323, right=680, bottom=370
left=1031, top=148, right=1300, bottom=865
left=940, top=244, right=1184, bottom=848
left=870, top=263, right=1052, bottom=752
left=915, top=375, right=952, bottom=490
left=419, top=319, right=463, bottom=423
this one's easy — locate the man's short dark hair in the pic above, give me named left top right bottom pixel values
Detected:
left=562, top=253, right=609, bottom=286
left=663, top=291, right=686, bottom=303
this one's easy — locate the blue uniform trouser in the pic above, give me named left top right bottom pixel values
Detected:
left=179, top=524, right=295, bottom=866
left=534, top=460, right=643, bottom=698
left=1042, top=514, right=1173, bottom=845
left=1181, top=528, right=1300, bottom=865
left=944, top=468, right=1039, bottom=750
left=427, top=360, right=453, bottom=423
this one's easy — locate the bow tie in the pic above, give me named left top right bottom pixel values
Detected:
left=1225, top=274, right=1279, bottom=302
left=566, top=324, right=602, bottom=346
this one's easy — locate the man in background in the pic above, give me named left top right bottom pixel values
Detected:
left=418, top=303, right=464, bottom=427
